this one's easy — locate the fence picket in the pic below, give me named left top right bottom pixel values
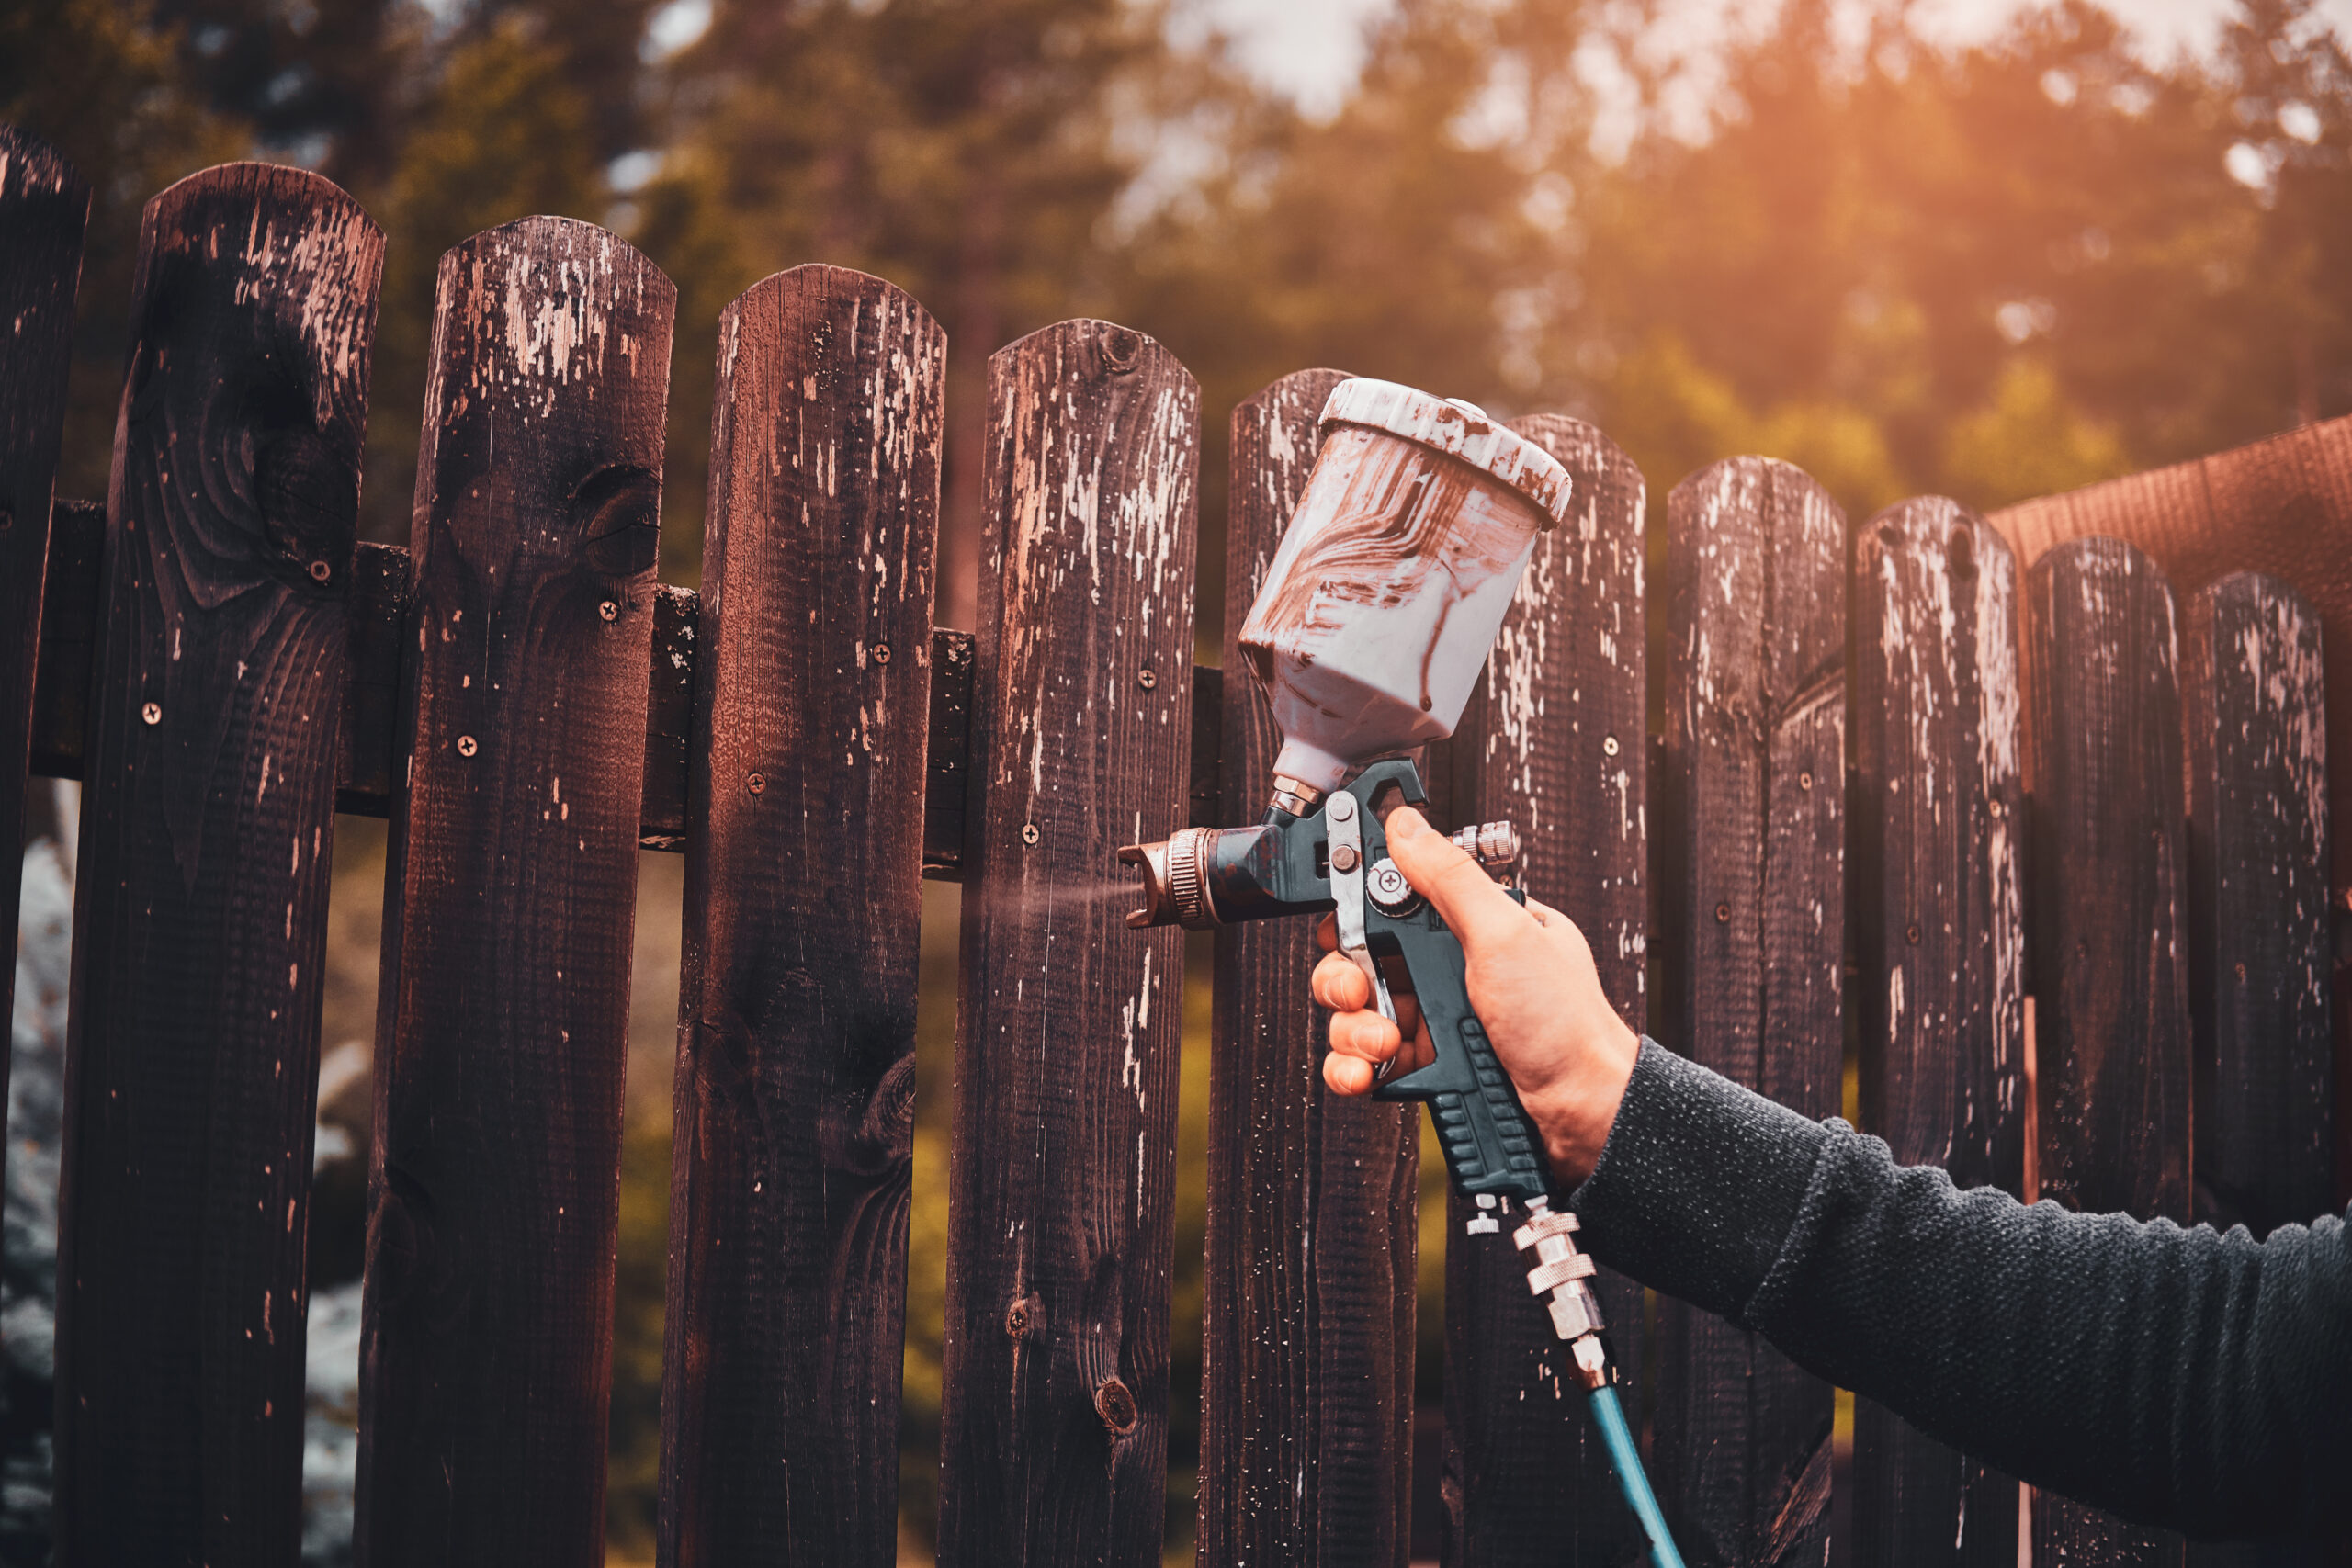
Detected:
left=54, top=163, right=381, bottom=1565
left=356, top=217, right=673, bottom=1565
left=1850, top=497, right=2026, bottom=1564
left=658, top=265, right=944, bottom=1566
left=1653, top=457, right=1844, bottom=1567
left=0, top=127, right=86, bottom=1057
left=2025, top=536, right=2192, bottom=1568
left=937, top=318, right=1198, bottom=1568
left=1196, top=367, right=1421, bottom=1567
left=1436, top=413, right=1649, bottom=1566
left=2185, top=571, right=2334, bottom=1233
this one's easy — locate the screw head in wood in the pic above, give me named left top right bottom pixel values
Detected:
left=1094, top=1378, right=1138, bottom=1435
left=1021, top=823, right=1040, bottom=846
left=1906, top=923, right=1921, bottom=945
left=599, top=600, right=618, bottom=622
left=1990, top=798, right=2005, bottom=818
left=1137, top=667, right=1157, bottom=690
left=748, top=772, right=766, bottom=795
left=457, top=735, right=478, bottom=757
left=141, top=701, right=162, bottom=726
left=309, top=560, right=332, bottom=582
left=1800, top=769, right=1814, bottom=792
left=1714, top=901, right=1731, bottom=924
left=1602, top=735, right=1619, bottom=757
left=873, top=641, right=891, bottom=666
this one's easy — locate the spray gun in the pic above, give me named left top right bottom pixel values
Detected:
left=1121, top=378, right=1684, bottom=1566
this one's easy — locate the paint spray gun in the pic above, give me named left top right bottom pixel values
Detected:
left=1120, top=378, right=1684, bottom=1566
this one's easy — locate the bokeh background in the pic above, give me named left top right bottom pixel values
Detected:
left=5, top=0, right=2351, bottom=1561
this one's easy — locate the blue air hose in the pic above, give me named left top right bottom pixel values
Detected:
left=1587, top=1383, right=1687, bottom=1568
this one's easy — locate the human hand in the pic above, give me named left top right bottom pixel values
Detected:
left=1311, top=805, right=1641, bottom=1187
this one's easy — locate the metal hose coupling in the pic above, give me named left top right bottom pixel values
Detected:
left=1516, top=1199, right=1611, bottom=1390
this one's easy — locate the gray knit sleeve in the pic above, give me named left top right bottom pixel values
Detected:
left=1567, top=1038, right=2352, bottom=1543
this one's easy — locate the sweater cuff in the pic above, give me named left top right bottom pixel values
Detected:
left=1566, top=1037, right=1836, bottom=1324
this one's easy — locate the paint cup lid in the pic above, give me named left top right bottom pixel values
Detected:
left=1317, top=378, right=1573, bottom=529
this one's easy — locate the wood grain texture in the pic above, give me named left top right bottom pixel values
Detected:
left=937, top=318, right=1198, bottom=1568
left=1653, top=457, right=1844, bottom=1568
left=1992, top=417, right=2352, bottom=898
left=54, top=162, right=381, bottom=1567
left=658, top=265, right=944, bottom=1567
left=1435, top=413, right=1648, bottom=1567
left=1849, top=497, right=2025, bottom=1566
left=1195, top=367, right=1423, bottom=1568
left=356, top=217, right=672, bottom=1567
left=0, top=126, right=87, bottom=1055
left=29, top=498, right=104, bottom=778
left=2024, top=536, right=2191, bottom=1568
left=2184, top=572, right=2333, bottom=1236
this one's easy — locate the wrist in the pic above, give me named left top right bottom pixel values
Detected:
left=1526, top=1017, right=1639, bottom=1187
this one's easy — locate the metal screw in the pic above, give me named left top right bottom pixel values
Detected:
left=309, top=560, right=332, bottom=582
left=598, top=600, right=618, bottom=623
left=1906, top=923, right=1921, bottom=945
left=1137, top=668, right=1157, bottom=691
left=1602, top=735, right=1619, bottom=757
left=874, top=641, right=892, bottom=666
left=456, top=735, right=478, bottom=757
left=1021, top=823, right=1040, bottom=845
left=1331, top=844, right=1361, bottom=874
left=1328, top=794, right=1355, bottom=821
left=141, top=702, right=162, bottom=726
left=1990, top=798, right=2005, bottom=818
left=1800, top=770, right=1815, bottom=792
left=748, top=772, right=766, bottom=795
left=1714, top=901, right=1731, bottom=924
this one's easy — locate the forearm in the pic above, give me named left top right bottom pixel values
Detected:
left=1567, top=1040, right=2352, bottom=1541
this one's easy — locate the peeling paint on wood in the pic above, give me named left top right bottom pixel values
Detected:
left=2024, top=536, right=2191, bottom=1568
left=1851, top=496, right=2024, bottom=1565
left=357, top=215, right=672, bottom=1566
left=659, top=264, right=943, bottom=1566
left=54, top=160, right=380, bottom=1567
left=1196, top=367, right=1423, bottom=1568
left=1653, top=456, right=1843, bottom=1568
left=1436, top=412, right=1650, bottom=1567
left=938, top=318, right=1198, bottom=1568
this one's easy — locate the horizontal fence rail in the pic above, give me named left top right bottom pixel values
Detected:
left=0, top=130, right=2344, bottom=1568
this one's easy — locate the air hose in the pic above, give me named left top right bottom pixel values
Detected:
left=1507, top=1197, right=1688, bottom=1568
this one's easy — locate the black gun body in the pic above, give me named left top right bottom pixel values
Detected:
left=1201, top=760, right=1555, bottom=1204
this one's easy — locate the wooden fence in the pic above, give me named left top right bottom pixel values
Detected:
left=1, top=128, right=2342, bottom=1568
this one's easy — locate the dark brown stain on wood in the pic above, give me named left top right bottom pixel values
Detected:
left=0, top=126, right=87, bottom=1053
left=1653, top=457, right=1844, bottom=1568
left=1194, top=367, right=1423, bottom=1568
left=1850, top=496, right=2025, bottom=1565
left=53, top=161, right=381, bottom=1567
left=356, top=215, right=672, bottom=1567
left=936, top=318, right=1198, bottom=1568
left=2025, top=536, right=2191, bottom=1568
left=1434, top=412, right=1651, bottom=1567
left=657, top=264, right=944, bottom=1567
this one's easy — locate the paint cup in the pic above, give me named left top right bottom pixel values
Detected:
left=1235, top=378, right=1574, bottom=797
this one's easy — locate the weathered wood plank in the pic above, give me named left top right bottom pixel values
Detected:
left=54, top=162, right=381, bottom=1566
left=658, top=265, right=944, bottom=1566
left=1850, top=496, right=2026, bottom=1566
left=0, top=126, right=87, bottom=1059
left=356, top=217, right=673, bottom=1566
left=2024, top=536, right=2191, bottom=1568
left=1435, top=413, right=1649, bottom=1567
left=1195, top=367, right=1422, bottom=1568
left=2185, top=571, right=2333, bottom=1235
left=937, top=318, right=1198, bottom=1568
left=1653, top=456, right=1844, bottom=1568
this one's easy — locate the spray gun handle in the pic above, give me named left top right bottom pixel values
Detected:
left=1365, top=888, right=1555, bottom=1211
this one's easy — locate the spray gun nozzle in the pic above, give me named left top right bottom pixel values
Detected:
left=1118, top=827, right=1219, bottom=931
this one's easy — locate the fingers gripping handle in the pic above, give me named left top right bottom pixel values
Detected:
left=1370, top=913, right=1553, bottom=1206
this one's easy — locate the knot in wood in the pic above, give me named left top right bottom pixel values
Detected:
left=1004, top=1300, right=1030, bottom=1337
left=1098, top=326, right=1143, bottom=373
left=1094, top=1377, right=1138, bottom=1436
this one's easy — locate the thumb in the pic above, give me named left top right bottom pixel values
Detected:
left=1384, top=806, right=1528, bottom=952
